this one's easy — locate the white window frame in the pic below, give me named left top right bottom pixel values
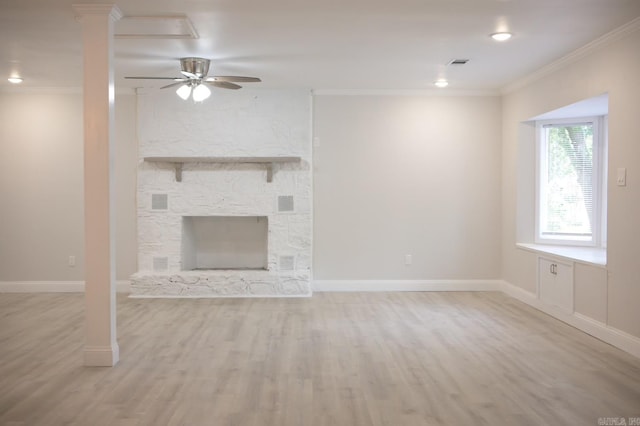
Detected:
left=535, top=116, right=607, bottom=247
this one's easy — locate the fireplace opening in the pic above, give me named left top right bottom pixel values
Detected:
left=181, top=216, right=268, bottom=271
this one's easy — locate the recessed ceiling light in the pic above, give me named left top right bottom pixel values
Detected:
left=434, top=79, right=449, bottom=88
left=490, top=32, right=512, bottom=42
left=8, top=77, right=23, bottom=84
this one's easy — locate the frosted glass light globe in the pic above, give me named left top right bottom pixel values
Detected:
left=176, top=84, right=192, bottom=100
left=192, top=84, right=211, bottom=102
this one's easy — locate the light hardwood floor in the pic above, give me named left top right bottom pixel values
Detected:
left=0, top=292, right=639, bottom=426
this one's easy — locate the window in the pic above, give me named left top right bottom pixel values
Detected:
left=536, top=117, right=606, bottom=246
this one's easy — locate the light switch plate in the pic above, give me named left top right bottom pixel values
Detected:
left=617, top=168, right=626, bottom=186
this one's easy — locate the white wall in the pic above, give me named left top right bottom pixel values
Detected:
left=313, top=94, right=502, bottom=281
left=502, top=28, right=640, bottom=338
left=2, top=90, right=503, bottom=286
left=113, top=93, right=138, bottom=280
left=0, top=91, right=137, bottom=282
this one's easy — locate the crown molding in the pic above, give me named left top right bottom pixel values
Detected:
left=501, top=16, right=640, bottom=95
left=0, top=86, right=136, bottom=95
left=0, top=86, right=82, bottom=94
left=312, top=88, right=499, bottom=97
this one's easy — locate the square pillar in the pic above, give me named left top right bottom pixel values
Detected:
left=73, top=3, right=122, bottom=367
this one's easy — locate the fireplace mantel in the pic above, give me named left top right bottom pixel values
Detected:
left=144, top=156, right=302, bottom=182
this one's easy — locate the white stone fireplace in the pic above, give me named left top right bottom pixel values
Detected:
left=130, top=89, right=312, bottom=297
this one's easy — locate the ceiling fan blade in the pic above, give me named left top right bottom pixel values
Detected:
left=181, top=71, right=198, bottom=79
left=206, top=76, right=261, bottom=83
left=124, top=76, right=180, bottom=80
left=204, top=81, right=242, bottom=90
left=160, top=82, right=186, bottom=90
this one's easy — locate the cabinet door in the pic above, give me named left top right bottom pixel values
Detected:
left=538, top=257, right=574, bottom=313
left=554, top=261, right=574, bottom=313
left=538, top=258, right=556, bottom=305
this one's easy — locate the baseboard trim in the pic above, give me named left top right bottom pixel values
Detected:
left=128, top=293, right=311, bottom=299
left=312, top=279, right=504, bottom=292
left=1, top=279, right=502, bottom=294
left=2, top=278, right=637, bottom=358
left=84, top=344, right=120, bottom=367
left=0, top=280, right=131, bottom=293
left=502, top=280, right=640, bottom=359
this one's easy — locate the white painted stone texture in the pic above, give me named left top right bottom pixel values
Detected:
left=131, top=89, right=312, bottom=297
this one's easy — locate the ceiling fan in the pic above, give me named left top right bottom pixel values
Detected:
left=125, top=57, right=261, bottom=101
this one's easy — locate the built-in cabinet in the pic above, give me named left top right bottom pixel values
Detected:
left=514, top=246, right=622, bottom=356
left=538, top=257, right=574, bottom=313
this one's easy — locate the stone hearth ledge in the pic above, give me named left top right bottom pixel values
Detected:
left=130, top=270, right=311, bottom=298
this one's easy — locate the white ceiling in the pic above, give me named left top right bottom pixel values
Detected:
left=2, top=0, right=640, bottom=92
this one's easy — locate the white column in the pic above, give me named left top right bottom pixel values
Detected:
left=72, top=3, right=122, bottom=367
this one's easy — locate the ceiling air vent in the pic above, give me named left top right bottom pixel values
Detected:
left=448, top=59, right=469, bottom=66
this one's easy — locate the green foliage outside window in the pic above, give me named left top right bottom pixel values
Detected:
left=543, top=124, right=593, bottom=237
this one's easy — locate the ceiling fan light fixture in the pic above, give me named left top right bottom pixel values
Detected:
left=176, top=84, right=192, bottom=100
left=180, top=57, right=210, bottom=78
left=192, top=83, right=211, bottom=102
left=125, top=57, right=260, bottom=95
left=490, top=32, right=512, bottom=42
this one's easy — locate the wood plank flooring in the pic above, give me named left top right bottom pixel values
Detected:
left=1, top=292, right=639, bottom=425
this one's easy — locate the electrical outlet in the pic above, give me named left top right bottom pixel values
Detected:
left=68, top=256, right=76, bottom=267
left=404, top=254, right=412, bottom=265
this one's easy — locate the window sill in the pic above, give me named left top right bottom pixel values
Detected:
left=516, top=243, right=606, bottom=267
